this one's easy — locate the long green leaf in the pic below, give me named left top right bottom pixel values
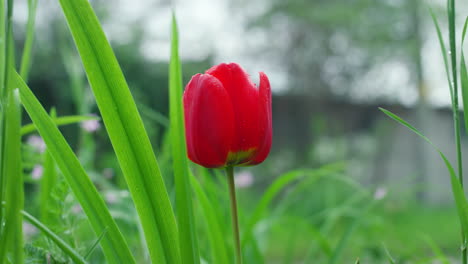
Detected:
left=14, top=71, right=136, bottom=263
left=190, top=174, right=229, bottom=264
left=19, top=0, right=38, bottom=81
left=56, top=0, right=180, bottom=262
left=429, top=8, right=454, bottom=102
left=169, top=14, right=200, bottom=264
left=21, top=115, right=99, bottom=136
left=460, top=17, right=468, bottom=133
left=0, top=89, right=23, bottom=263
left=22, top=210, right=87, bottom=264
left=380, top=108, right=468, bottom=240
left=0, top=2, right=22, bottom=259
left=39, top=109, right=58, bottom=223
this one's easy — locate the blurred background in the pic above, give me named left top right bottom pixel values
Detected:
left=17, top=0, right=468, bottom=262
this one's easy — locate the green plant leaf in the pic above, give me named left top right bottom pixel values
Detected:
left=190, top=174, right=229, bottom=264
left=14, top=71, right=136, bottom=263
left=429, top=7, right=454, bottom=102
left=19, top=0, right=38, bottom=81
left=169, top=14, right=200, bottom=264
left=380, top=108, right=468, bottom=240
left=21, top=115, right=99, bottom=136
left=55, top=0, right=180, bottom=262
left=0, top=89, right=23, bottom=264
left=21, top=210, right=87, bottom=264
left=39, top=109, right=58, bottom=224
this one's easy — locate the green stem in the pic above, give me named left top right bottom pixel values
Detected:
left=447, top=0, right=465, bottom=263
left=226, top=166, right=242, bottom=264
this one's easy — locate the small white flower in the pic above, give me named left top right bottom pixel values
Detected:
left=374, top=187, right=387, bottom=200
left=23, top=222, right=38, bottom=237
left=81, top=117, right=101, bottom=132
left=27, top=135, right=46, bottom=153
left=235, top=171, right=254, bottom=188
left=31, top=165, right=43, bottom=180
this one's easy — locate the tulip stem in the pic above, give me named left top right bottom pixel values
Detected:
left=226, top=166, right=242, bottom=264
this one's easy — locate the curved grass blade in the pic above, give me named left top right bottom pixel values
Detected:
left=39, top=109, right=58, bottom=223
left=21, top=210, right=87, bottom=264
left=14, top=71, right=136, bottom=263
left=380, top=108, right=468, bottom=240
left=56, top=0, right=181, bottom=262
left=21, top=114, right=99, bottom=136
left=190, top=174, right=229, bottom=264
left=169, top=14, right=200, bottom=264
left=241, top=164, right=344, bottom=248
left=429, top=7, right=454, bottom=101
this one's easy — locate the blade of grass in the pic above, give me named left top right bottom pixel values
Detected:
left=431, top=4, right=466, bottom=261
left=328, top=194, right=375, bottom=264
left=39, top=109, right=58, bottom=223
left=21, top=210, right=87, bottom=264
left=382, top=244, right=396, bottom=264
left=422, top=234, right=451, bottom=264
left=84, top=227, right=109, bottom=260
left=19, top=0, right=38, bottom=81
left=241, top=164, right=344, bottom=248
left=56, top=0, right=181, bottom=262
left=460, top=17, right=468, bottom=133
left=380, top=108, right=468, bottom=240
left=0, top=2, right=22, bottom=260
left=169, top=13, right=200, bottom=264
left=0, top=89, right=23, bottom=264
left=429, top=8, right=454, bottom=101
left=14, top=71, right=136, bottom=263
left=21, top=114, right=99, bottom=136
left=190, top=174, right=229, bottom=264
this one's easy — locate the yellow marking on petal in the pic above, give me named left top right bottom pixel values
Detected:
left=226, top=148, right=257, bottom=166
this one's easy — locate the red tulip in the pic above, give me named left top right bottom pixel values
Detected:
left=183, top=63, right=272, bottom=168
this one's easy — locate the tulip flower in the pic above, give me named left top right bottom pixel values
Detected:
left=183, top=62, right=272, bottom=168
left=183, top=62, right=272, bottom=264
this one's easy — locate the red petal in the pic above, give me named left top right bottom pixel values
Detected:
left=183, top=74, right=235, bottom=168
left=250, top=72, right=272, bottom=165
left=206, top=63, right=260, bottom=158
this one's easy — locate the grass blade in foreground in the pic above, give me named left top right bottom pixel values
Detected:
left=14, top=71, right=136, bottom=263
left=190, top=174, right=229, bottom=264
left=56, top=0, right=180, bottom=262
left=169, top=14, right=200, bottom=264
left=0, top=89, right=23, bottom=263
left=22, top=210, right=87, bottom=264
left=380, top=108, right=468, bottom=241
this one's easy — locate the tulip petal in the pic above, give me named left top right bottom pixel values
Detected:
left=250, top=72, right=272, bottom=165
left=206, top=63, right=260, bottom=159
left=183, top=74, right=235, bottom=168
